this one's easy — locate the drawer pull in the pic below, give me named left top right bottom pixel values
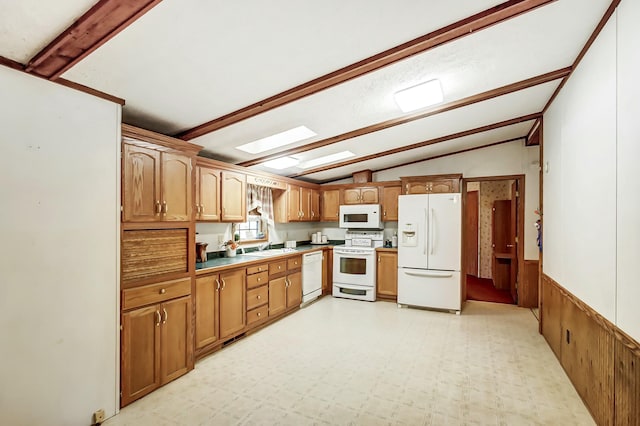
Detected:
left=257, top=312, right=261, bottom=317
left=257, top=277, right=261, bottom=282
left=257, top=295, right=261, bottom=299
left=278, top=265, right=282, bottom=269
left=160, top=288, right=166, bottom=294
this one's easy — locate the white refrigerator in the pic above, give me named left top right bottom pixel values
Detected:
left=397, top=193, right=462, bottom=313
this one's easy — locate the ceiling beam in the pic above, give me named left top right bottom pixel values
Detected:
left=0, top=55, right=24, bottom=71
left=526, top=118, right=542, bottom=145
left=287, top=113, right=540, bottom=178
left=542, top=0, right=621, bottom=114
left=178, top=0, right=557, bottom=140
left=239, top=68, right=569, bottom=168
left=24, top=0, right=163, bottom=79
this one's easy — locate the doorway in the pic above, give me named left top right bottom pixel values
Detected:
left=463, top=176, right=524, bottom=305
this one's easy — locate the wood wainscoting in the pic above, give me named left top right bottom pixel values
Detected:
left=519, top=259, right=539, bottom=308
left=541, top=274, right=640, bottom=425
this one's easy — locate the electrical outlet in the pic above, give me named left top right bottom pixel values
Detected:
left=93, top=409, right=105, bottom=424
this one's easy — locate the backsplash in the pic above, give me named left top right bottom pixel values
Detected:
left=196, top=221, right=398, bottom=253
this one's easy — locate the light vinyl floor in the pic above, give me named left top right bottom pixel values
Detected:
left=106, top=298, right=594, bottom=425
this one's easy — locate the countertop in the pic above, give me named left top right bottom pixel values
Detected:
left=195, top=244, right=334, bottom=275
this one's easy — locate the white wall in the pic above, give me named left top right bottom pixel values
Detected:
left=616, top=0, right=640, bottom=341
left=374, top=141, right=541, bottom=260
left=0, top=67, right=120, bottom=425
left=544, top=5, right=640, bottom=342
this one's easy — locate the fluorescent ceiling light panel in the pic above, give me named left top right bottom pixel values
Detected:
left=262, top=157, right=300, bottom=170
left=298, top=151, right=355, bottom=169
left=394, top=79, right=443, bottom=112
left=236, top=126, right=317, bottom=154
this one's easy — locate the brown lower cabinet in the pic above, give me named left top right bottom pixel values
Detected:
left=377, top=250, right=398, bottom=299
left=219, top=268, right=246, bottom=339
left=268, top=258, right=302, bottom=315
left=121, top=294, right=192, bottom=407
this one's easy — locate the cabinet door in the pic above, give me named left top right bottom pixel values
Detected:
left=219, top=269, right=246, bottom=339
left=321, top=189, right=340, bottom=221
left=343, top=188, right=361, bottom=204
left=377, top=252, right=398, bottom=298
left=121, top=305, right=161, bottom=407
left=381, top=186, right=401, bottom=221
left=300, top=187, right=311, bottom=221
left=123, top=144, right=161, bottom=222
left=405, top=181, right=429, bottom=194
left=221, top=171, right=246, bottom=222
left=195, top=275, right=219, bottom=350
left=160, top=296, right=193, bottom=384
left=287, top=185, right=301, bottom=221
left=268, top=276, right=287, bottom=316
left=431, top=179, right=459, bottom=194
left=198, top=167, right=220, bottom=221
left=286, top=271, right=302, bottom=309
left=162, top=152, right=193, bottom=221
left=360, top=187, right=379, bottom=204
left=309, top=189, right=320, bottom=221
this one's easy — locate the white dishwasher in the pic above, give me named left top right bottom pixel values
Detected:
left=302, top=251, right=323, bottom=304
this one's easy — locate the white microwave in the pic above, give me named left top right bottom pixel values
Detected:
left=339, top=204, right=382, bottom=229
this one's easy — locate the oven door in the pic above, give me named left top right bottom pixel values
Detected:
left=333, top=248, right=375, bottom=287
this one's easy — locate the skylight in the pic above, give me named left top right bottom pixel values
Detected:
left=262, top=157, right=300, bottom=170
left=394, top=79, right=443, bottom=113
left=236, top=126, right=317, bottom=154
left=298, top=151, right=355, bottom=169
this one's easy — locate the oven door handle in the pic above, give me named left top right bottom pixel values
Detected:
left=334, top=249, right=373, bottom=256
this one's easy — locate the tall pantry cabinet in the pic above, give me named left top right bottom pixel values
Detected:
left=120, top=125, right=203, bottom=407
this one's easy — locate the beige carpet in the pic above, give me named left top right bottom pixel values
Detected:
left=106, top=298, right=593, bottom=425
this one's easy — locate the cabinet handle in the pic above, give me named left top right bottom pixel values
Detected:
left=257, top=295, right=261, bottom=300
left=155, top=310, right=161, bottom=326
left=257, top=312, right=261, bottom=317
left=221, top=278, right=226, bottom=290
left=200, top=204, right=204, bottom=214
left=378, top=256, right=381, bottom=262
left=155, top=201, right=161, bottom=214
left=159, top=288, right=166, bottom=294
left=162, top=201, right=167, bottom=214
left=215, top=278, right=221, bottom=291
left=162, top=308, right=168, bottom=324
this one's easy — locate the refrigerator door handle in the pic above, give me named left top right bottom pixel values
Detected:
left=423, top=208, right=428, bottom=255
left=430, top=207, right=436, bottom=256
left=404, top=270, right=453, bottom=278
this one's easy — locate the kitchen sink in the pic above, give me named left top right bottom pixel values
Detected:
left=241, top=248, right=297, bottom=258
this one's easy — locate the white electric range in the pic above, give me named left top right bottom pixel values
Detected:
left=332, top=230, right=383, bottom=302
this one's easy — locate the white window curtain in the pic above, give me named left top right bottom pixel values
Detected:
left=246, top=184, right=274, bottom=225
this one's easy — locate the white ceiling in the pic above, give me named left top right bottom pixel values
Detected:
left=0, top=0, right=614, bottom=183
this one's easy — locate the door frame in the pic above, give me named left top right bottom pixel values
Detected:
left=461, top=175, right=525, bottom=306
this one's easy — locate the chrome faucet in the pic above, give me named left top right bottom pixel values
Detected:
left=258, top=241, right=271, bottom=251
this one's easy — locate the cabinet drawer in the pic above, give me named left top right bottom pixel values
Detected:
left=246, top=285, right=268, bottom=311
left=287, top=256, right=302, bottom=270
left=246, top=304, right=269, bottom=326
left=269, top=261, right=287, bottom=275
left=122, top=278, right=191, bottom=310
left=247, top=271, right=268, bottom=289
left=246, top=263, right=268, bottom=275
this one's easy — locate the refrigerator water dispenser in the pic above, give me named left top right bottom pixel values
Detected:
left=400, top=223, right=418, bottom=246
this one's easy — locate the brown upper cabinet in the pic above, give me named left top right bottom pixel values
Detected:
left=284, top=184, right=319, bottom=222
left=195, top=165, right=246, bottom=222
left=343, top=186, right=379, bottom=204
left=321, top=189, right=340, bottom=221
left=381, top=185, right=401, bottom=221
left=400, top=174, right=462, bottom=194
left=123, top=143, right=193, bottom=222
